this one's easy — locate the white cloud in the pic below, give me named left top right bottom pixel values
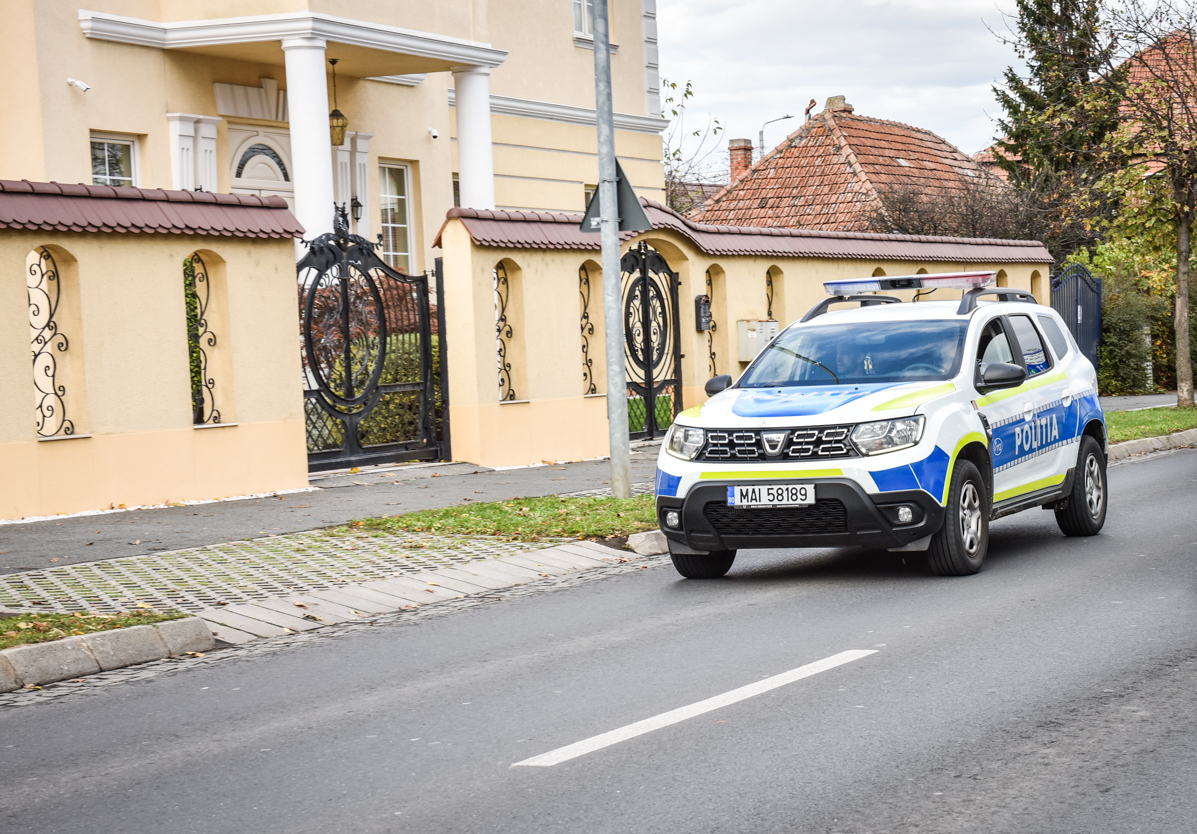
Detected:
left=657, top=0, right=1024, bottom=157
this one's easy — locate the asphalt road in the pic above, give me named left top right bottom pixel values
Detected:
left=3, top=449, right=1196, bottom=833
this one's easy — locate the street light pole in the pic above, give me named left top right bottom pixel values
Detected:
left=591, top=0, right=632, bottom=499
left=758, top=114, right=795, bottom=160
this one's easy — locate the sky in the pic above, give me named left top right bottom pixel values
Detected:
left=655, top=0, right=1025, bottom=167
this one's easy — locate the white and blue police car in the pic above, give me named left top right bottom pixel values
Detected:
left=655, top=272, right=1108, bottom=578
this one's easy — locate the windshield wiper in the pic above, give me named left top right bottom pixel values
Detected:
left=759, top=345, right=839, bottom=384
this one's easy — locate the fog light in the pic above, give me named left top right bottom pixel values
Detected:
left=665, top=510, right=681, bottom=529
left=897, top=506, right=913, bottom=524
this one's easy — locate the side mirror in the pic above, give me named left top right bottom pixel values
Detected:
left=704, top=374, right=733, bottom=397
left=980, top=362, right=1027, bottom=390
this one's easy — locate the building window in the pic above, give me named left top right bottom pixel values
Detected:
left=573, top=0, right=594, bottom=34
left=379, top=164, right=412, bottom=273
left=90, top=135, right=137, bottom=187
left=452, top=174, right=461, bottom=209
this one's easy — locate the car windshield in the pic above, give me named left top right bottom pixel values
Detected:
left=738, top=319, right=969, bottom=387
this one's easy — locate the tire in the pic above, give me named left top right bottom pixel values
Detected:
left=1055, top=435, right=1107, bottom=536
left=927, top=459, right=989, bottom=576
left=670, top=550, right=736, bottom=579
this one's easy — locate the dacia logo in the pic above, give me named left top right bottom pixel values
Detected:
left=1014, top=414, right=1060, bottom=455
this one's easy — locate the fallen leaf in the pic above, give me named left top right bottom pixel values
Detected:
left=427, top=582, right=440, bottom=586
left=135, top=603, right=153, bottom=609
left=49, top=558, right=59, bottom=562
left=302, top=614, right=323, bottom=622
left=424, top=589, right=435, bottom=594
left=292, top=602, right=308, bottom=608
left=186, top=651, right=206, bottom=657
left=431, top=473, right=441, bottom=478
left=2, top=631, right=16, bottom=638
left=350, top=467, right=360, bottom=473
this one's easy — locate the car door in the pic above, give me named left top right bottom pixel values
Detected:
left=1005, top=313, right=1068, bottom=491
left=972, top=314, right=1037, bottom=501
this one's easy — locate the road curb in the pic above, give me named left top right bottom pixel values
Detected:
left=1109, top=428, right=1197, bottom=461
left=0, top=617, right=215, bottom=692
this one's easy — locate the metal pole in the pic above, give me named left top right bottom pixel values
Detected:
left=591, top=0, right=632, bottom=499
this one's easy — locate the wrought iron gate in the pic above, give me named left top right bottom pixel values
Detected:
left=300, top=208, right=449, bottom=471
left=1051, top=263, right=1102, bottom=372
left=621, top=242, right=682, bottom=440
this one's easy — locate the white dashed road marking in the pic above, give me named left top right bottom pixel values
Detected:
left=513, top=649, right=878, bottom=767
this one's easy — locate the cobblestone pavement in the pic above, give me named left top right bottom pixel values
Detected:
left=0, top=530, right=558, bottom=615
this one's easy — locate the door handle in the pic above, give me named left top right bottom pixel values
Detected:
left=1023, top=402, right=1035, bottom=422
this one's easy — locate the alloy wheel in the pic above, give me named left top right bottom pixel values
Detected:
left=959, top=481, right=982, bottom=555
left=1084, top=454, right=1104, bottom=519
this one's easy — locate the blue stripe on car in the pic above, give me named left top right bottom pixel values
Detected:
left=656, top=468, right=681, bottom=497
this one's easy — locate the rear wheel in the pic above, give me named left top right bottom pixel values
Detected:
left=927, top=459, right=988, bottom=576
left=1055, top=435, right=1107, bottom=536
left=669, top=549, right=736, bottom=579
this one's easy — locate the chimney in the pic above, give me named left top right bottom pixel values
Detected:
left=729, top=138, right=754, bottom=181
left=825, top=95, right=854, bottom=113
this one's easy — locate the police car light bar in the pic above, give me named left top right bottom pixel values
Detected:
left=822, top=271, right=996, bottom=296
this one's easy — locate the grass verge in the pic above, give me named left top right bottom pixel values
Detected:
left=346, top=493, right=658, bottom=542
left=0, top=609, right=186, bottom=651
left=1106, top=406, right=1197, bottom=443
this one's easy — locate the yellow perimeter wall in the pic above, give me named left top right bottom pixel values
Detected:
left=0, top=230, right=307, bottom=520
left=439, top=220, right=1050, bottom=468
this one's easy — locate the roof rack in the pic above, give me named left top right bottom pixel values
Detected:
left=957, top=287, right=1038, bottom=315
left=801, top=295, right=902, bottom=322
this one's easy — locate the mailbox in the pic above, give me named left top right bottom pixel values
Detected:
left=737, top=319, right=781, bottom=362
left=694, top=294, right=712, bottom=331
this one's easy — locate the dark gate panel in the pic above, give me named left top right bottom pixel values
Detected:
left=1051, top=263, right=1102, bottom=372
left=621, top=242, right=682, bottom=440
left=300, top=208, right=447, bottom=471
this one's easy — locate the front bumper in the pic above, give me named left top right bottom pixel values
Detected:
left=656, top=479, right=944, bottom=552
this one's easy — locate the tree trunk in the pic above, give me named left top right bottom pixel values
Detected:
left=1177, top=211, right=1194, bottom=407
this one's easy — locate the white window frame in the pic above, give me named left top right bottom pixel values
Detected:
left=573, top=0, right=595, bottom=35
left=90, top=132, right=140, bottom=188
left=379, top=162, right=414, bottom=274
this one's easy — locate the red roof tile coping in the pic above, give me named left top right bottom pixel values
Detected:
left=434, top=199, right=1052, bottom=264
left=0, top=180, right=304, bottom=238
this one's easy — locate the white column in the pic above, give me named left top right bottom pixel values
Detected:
left=351, top=132, right=372, bottom=239
left=283, top=37, right=336, bottom=238
left=195, top=117, right=221, bottom=192
left=334, top=130, right=353, bottom=208
left=166, top=114, right=196, bottom=191
left=451, top=65, right=496, bottom=210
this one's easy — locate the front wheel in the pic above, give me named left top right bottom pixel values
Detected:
left=927, top=459, right=989, bottom=576
left=670, top=549, right=736, bottom=579
left=1055, top=435, right=1107, bottom=536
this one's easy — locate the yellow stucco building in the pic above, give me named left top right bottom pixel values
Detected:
left=2, top=0, right=667, bottom=270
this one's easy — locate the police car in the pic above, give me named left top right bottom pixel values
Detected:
left=655, top=272, right=1108, bottom=578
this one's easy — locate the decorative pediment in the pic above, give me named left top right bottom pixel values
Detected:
left=214, top=79, right=288, bottom=122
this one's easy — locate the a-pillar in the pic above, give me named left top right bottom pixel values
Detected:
left=283, top=36, right=336, bottom=238
left=452, top=65, right=496, bottom=210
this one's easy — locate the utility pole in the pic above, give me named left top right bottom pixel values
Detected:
left=591, top=0, right=631, bottom=498
left=758, top=114, right=794, bottom=160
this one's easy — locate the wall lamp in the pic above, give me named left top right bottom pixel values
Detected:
left=350, top=196, right=363, bottom=222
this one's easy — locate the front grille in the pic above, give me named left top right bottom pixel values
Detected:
left=698, top=426, right=856, bottom=462
left=703, top=500, right=849, bottom=536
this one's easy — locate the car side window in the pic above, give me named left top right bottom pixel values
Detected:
left=1037, top=314, right=1070, bottom=359
left=975, top=318, right=1014, bottom=379
left=1009, top=314, right=1052, bottom=376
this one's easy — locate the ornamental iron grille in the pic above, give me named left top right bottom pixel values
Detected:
left=766, top=270, right=774, bottom=320
left=300, top=207, right=447, bottom=471
left=184, top=254, right=220, bottom=425
left=705, top=268, right=719, bottom=377
left=494, top=262, right=516, bottom=401
left=1051, top=263, right=1101, bottom=373
left=28, top=248, right=75, bottom=438
left=621, top=242, right=682, bottom=440
left=579, top=263, right=598, bottom=395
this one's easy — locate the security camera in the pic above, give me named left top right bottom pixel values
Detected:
left=428, top=128, right=439, bottom=139
left=67, top=78, right=91, bottom=92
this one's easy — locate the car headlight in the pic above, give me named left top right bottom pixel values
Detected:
left=666, top=425, right=705, bottom=460
left=851, top=416, right=925, bottom=455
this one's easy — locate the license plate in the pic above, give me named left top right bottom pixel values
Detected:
left=727, top=484, right=814, bottom=507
